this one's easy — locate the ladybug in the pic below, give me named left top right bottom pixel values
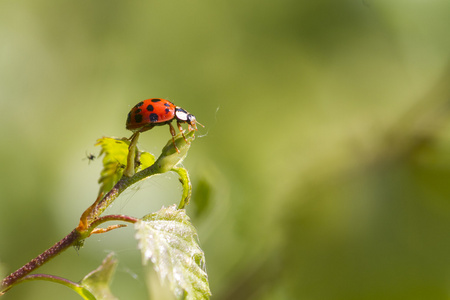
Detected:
left=126, top=98, right=201, bottom=152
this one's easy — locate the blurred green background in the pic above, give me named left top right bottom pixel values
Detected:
left=1, top=0, right=450, bottom=299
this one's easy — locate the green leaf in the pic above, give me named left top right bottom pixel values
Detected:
left=80, top=253, right=119, bottom=300
left=139, top=151, right=156, bottom=170
left=172, top=167, right=192, bottom=209
left=1, top=274, right=96, bottom=299
left=96, top=137, right=129, bottom=195
left=135, top=205, right=211, bottom=300
left=96, top=137, right=156, bottom=194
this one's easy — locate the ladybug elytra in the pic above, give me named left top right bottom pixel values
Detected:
left=126, top=98, right=201, bottom=151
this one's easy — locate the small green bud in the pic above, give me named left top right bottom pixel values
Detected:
left=155, top=131, right=196, bottom=173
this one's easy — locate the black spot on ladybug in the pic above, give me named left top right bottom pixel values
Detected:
left=134, top=114, right=143, bottom=123
left=135, top=108, right=141, bottom=114
left=164, top=103, right=171, bottom=107
left=165, top=108, right=170, bottom=114
left=149, top=113, right=159, bottom=122
left=127, top=112, right=131, bottom=124
left=147, top=105, right=154, bottom=111
left=151, top=99, right=161, bottom=102
left=135, top=101, right=144, bottom=108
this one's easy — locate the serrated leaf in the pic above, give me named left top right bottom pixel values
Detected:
left=135, top=205, right=211, bottom=300
left=96, top=137, right=129, bottom=194
left=80, top=253, right=119, bottom=300
left=96, top=137, right=156, bottom=194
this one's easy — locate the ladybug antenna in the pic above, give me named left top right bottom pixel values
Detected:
left=196, top=120, right=205, bottom=128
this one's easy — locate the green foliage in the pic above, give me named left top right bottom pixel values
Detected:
left=88, top=133, right=206, bottom=299
left=96, top=137, right=156, bottom=194
left=136, top=205, right=211, bottom=300
left=172, top=167, right=192, bottom=209
left=0, top=274, right=97, bottom=300
left=80, top=253, right=118, bottom=300
left=96, top=137, right=129, bottom=195
left=139, top=151, right=156, bottom=170
left=1, top=133, right=207, bottom=300
left=1, top=127, right=207, bottom=299
left=85, top=133, right=206, bottom=299
left=154, top=130, right=195, bottom=173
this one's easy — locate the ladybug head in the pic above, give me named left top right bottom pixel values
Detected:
left=175, top=107, right=203, bottom=130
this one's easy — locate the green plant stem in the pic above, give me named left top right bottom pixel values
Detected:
left=1, top=131, right=195, bottom=294
left=1, top=163, right=165, bottom=292
left=87, top=130, right=195, bottom=223
left=87, top=163, right=162, bottom=223
left=173, top=167, right=192, bottom=209
left=3, top=274, right=96, bottom=300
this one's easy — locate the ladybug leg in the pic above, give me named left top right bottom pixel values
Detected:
left=177, top=122, right=189, bottom=144
left=168, top=123, right=181, bottom=153
left=128, top=131, right=138, bottom=141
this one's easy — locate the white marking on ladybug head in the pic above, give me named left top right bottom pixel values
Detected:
left=175, top=107, right=189, bottom=122
left=175, top=107, right=199, bottom=130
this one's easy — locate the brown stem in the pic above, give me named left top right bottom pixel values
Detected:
left=1, top=229, right=81, bottom=290
left=89, top=214, right=139, bottom=228
left=1, top=131, right=194, bottom=294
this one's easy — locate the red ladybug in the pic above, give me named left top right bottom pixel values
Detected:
left=126, top=98, right=201, bottom=151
